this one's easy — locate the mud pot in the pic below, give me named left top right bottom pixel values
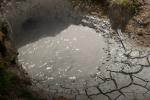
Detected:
left=5, top=0, right=150, bottom=100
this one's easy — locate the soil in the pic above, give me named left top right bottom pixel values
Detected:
left=125, top=0, right=150, bottom=47
left=70, top=0, right=108, bottom=19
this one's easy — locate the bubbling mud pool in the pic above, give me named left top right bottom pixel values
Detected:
left=18, top=24, right=107, bottom=84
left=16, top=16, right=109, bottom=100
left=6, top=0, right=150, bottom=100
left=6, top=0, right=108, bottom=96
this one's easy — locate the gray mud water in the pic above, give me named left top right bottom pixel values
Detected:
left=5, top=0, right=150, bottom=100
left=18, top=25, right=106, bottom=78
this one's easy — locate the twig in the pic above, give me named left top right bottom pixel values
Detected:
left=116, top=29, right=126, bottom=51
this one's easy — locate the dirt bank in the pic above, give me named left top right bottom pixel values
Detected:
left=72, top=0, right=150, bottom=48
left=0, top=1, right=52, bottom=100
left=125, top=0, right=150, bottom=47
left=0, top=19, right=31, bottom=99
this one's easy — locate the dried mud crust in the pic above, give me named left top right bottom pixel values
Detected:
left=125, top=0, right=150, bottom=47
left=30, top=15, right=150, bottom=100
left=81, top=16, right=150, bottom=100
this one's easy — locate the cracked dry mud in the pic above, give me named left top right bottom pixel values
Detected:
left=80, top=16, right=150, bottom=100
left=20, top=16, right=150, bottom=100
left=50, top=16, right=150, bottom=100
left=5, top=0, right=150, bottom=100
